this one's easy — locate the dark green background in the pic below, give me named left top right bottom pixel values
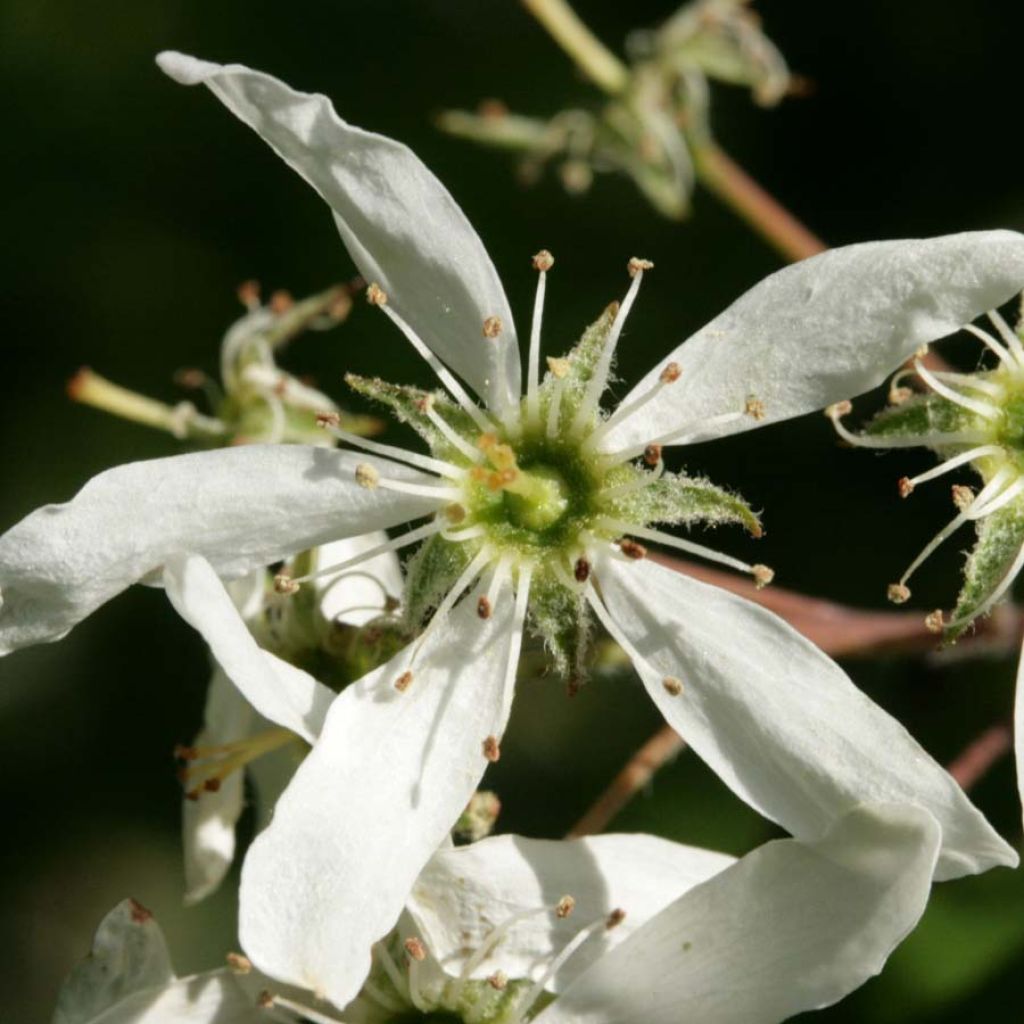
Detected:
left=2, top=1, right=1023, bottom=1019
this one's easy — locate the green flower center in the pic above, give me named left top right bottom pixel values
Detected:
left=502, top=463, right=571, bottom=531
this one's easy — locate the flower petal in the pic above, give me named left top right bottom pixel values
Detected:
left=164, top=554, right=334, bottom=744
left=182, top=666, right=257, bottom=905
left=536, top=803, right=941, bottom=1024
left=596, top=556, right=1016, bottom=880
left=407, top=832, right=735, bottom=991
left=601, top=231, right=1024, bottom=451
left=238, top=576, right=518, bottom=1007
left=157, top=51, right=520, bottom=414
left=1016, top=636, right=1024, bottom=829
left=53, top=899, right=173, bottom=1024
left=315, top=533, right=404, bottom=628
left=0, top=444, right=437, bottom=655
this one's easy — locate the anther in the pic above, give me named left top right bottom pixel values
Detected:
left=627, top=257, right=654, bottom=278
left=477, top=596, right=493, bottom=620
left=128, top=899, right=153, bottom=923
left=556, top=895, right=576, bottom=919
left=662, top=676, right=684, bottom=696
left=547, top=356, right=570, bottom=378
left=227, top=952, right=253, bottom=974
left=257, top=990, right=276, bottom=1009
left=482, top=735, right=501, bottom=762
left=825, top=400, right=853, bottom=419
left=269, top=289, right=294, bottom=314
left=898, top=477, right=914, bottom=499
left=483, top=315, right=503, bottom=339
left=173, top=744, right=198, bottom=761
left=643, top=443, right=663, bottom=467
left=404, top=937, right=427, bottom=962
left=488, top=970, right=509, bottom=990
left=744, top=395, right=766, bottom=421
left=620, top=539, right=648, bottom=560
left=574, top=557, right=591, bottom=583
left=533, top=250, right=555, bottom=272
left=924, top=610, right=945, bottom=634
left=606, top=908, right=627, bottom=929
left=355, top=463, right=380, bottom=489
left=887, top=583, right=911, bottom=605
left=203, top=778, right=221, bottom=793
left=273, top=573, right=300, bottom=596
left=660, top=362, right=682, bottom=384
left=445, top=503, right=468, bottom=524
left=752, top=564, right=774, bottom=589
left=395, top=671, right=414, bottom=693
left=952, top=484, right=974, bottom=510
left=237, top=279, right=261, bottom=309
left=316, top=411, right=341, bottom=428
left=366, top=282, right=388, bottom=306
left=889, top=385, right=913, bottom=405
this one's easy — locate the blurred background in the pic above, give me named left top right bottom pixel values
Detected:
left=2, top=0, right=1024, bottom=1019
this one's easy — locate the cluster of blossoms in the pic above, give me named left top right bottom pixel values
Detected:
left=7, top=37, right=1024, bottom=1024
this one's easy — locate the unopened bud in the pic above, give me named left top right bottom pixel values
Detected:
left=355, top=463, right=380, bottom=489
left=752, top=564, right=774, bottom=589
left=627, top=257, right=654, bottom=278
left=662, top=676, right=683, bottom=696
left=556, top=895, right=576, bottom=918
left=887, top=583, right=911, bottom=605
left=532, top=249, right=555, bottom=272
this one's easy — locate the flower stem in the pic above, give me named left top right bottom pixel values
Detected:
left=691, top=141, right=826, bottom=263
left=521, top=0, right=629, bottom=95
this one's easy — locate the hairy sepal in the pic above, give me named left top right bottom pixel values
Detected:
left=529, top=574, right=592, bottom=686
left=865, top=393, right=970, bottom=443
left=403, top=534, right=473, bottom=630
left=612, top=472, right=762, bottom=536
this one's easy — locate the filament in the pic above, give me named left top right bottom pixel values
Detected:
left=323, top=422, right=462, bottom=479
left=597, top=518, right=756, bottom=577
left=914, top=360, right=999, bottom=420
left=526, top=268, right=548, bottom=426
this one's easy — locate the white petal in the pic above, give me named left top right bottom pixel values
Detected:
left=53, top=899, right=173, bottom=1024
left=536, top=803, right=941, bottom=1024
left=182, top=667, right=256, bottom=905
left=596, top=557, right=1016, bottom=880
left=164, top=554, right=334, bottom=744
left=407, top=832, right=735, bottom=991
left=601, top=231, right=1024, bottom=451
left=238, top=577, right=519, bottom=1007
left=157, top=51, right=520, bottom=414
left=1016, top=635, right=1024, bottom=829
left=0, top=444, right=436, bottom=654
left=315, top=533, right=404, bottom=627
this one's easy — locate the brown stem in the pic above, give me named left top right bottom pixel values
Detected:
left=693, top=141, right=827, bottom=263
left=947, top=722, right=1013, bottom=791
left=567, top=724, right=685, bottom=837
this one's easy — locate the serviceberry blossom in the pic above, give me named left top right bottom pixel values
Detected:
left=2, top=49, right=1023, bottom=1010
left=54, top=804, right=940, bottom=1024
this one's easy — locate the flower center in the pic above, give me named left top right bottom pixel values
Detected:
left=502, top=463, right=570, bottom=531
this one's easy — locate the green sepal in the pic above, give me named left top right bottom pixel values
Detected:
left=864, top=393, right=970, bottom=443
left=609, top=471, right=762, bottom=535
left=536, top=303, right=618, bottom=429
left=946, top=501, right=1024, bottom=642
left=528, top=574, right=592, bottom=686
left=346, top=373, right=479, bottom=464
left=403, top=534, right=473, bottom=630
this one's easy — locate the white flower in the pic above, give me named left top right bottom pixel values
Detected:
left=2, top=49, right=1022, bottom=1009
left=54, top=804, right=942, bottom=1024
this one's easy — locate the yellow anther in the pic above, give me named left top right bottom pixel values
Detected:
left=366, top=282, right=388, bottom=306
left=628, top=257, right=654, bottom=278
left=744, top=395, right=766, bottom=421
left=752, top=564, right=774, bottom=589
left=532, top=249, right=555, bottom=272
left=887, top=583, right=911, bottom=605
left=662, top=676, right=684, bottom=696
left=556, top=895, right=576, bottom=918
left=355, top=463, right=380, bottom=489
left=483, top=315, right=503, bottom=339
left=404, top=937, right=427, bottom=962
left=924, top=609, right=945, bottom=634
left=274, top=573, right=300, bottom=596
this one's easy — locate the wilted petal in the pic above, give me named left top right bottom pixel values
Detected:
left=0, top=444, right=436, bottom=655
left=239, top=577, right=518, bottom=1006
left=164, top=554, right=333, bottom=743
left=183, top=667, right=256, bottom=905
left=407, top=832, right=734, bottom=991
left=157, top=51, right=520, bottom=414
left=602, top=232, right=1024, bottom=451
left=53, top=899, right=173, bottom=1024
left=536, top=804, right=941, bottom=1024
left=596, top=557, right=1015, bottom=880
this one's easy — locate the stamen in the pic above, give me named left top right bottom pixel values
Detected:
left=482, top=735, right=501, bottom=762
left=901, top=445, right=1003, bottom=493
left=597, top=518, right=762, bottom=579
left=482, top=316, right=503, bottom=339
left=270, top=994, right=349, bottom=1024
left=927, top=371, right=1006, bottom=400
left=582, top=360, right=682, bottom=452
left=417, top=397, right=484, bottom=464
left=176, top=728, right=294, bottom=800
left=497, top=564, right=533, bottom=726
left=964, top=474, right=1024, bottom=520
left=987, top=309, right=1024, bottom=367
left=574, top=557, right=591, bottom=582
left=354, top=463, right=461, bottom=502
left=827, top=404, right=987, bottom=450
left=318, top=413, right=462, bottom=479
left=375, top=297, right=496, bottom=434
left=925, top=610, right=945, bottom=634
left=914, top=361, right=1000, bottom=421
left=605, top=410, right=746, bottom=465
left=286, top=519, right=446, bottom=587
left=477, top=596, right=492, bottom=619
left=570, top=259, right=651, bottom=437
left=662, top=676, right=684, bottom=696
left=374, top=941, right=411, bottom=1001
left=526, top=251, right=554, bottom=426
left=226, top=952, right=252, bottom=974
left=963, top=323, right=1016, bottom=369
